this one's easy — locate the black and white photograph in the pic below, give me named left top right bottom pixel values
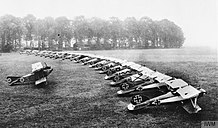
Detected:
left=0, top=0, right=217, bottom=127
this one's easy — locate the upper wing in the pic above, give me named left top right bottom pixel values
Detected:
left=32, top=62, right=44, bottom=72
left=165, top=79, right=188, bottom=89
left=148, top=71, right=172, bottom=82
left=177, top=85, right=200, bottom=99
left=129, top=63, right=143, bottom=71
left=121, top=62, right=136, bottom=67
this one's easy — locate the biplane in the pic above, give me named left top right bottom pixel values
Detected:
left=94, top=60, right=113, bottom=70
left=93, top=58, right=124, bottom=72
left=70, top=53, right=86, bottom=62
left=78, top=56, right=92, bottom=63
left=89, top=59, right=110, bottom=68
left=44, top=51, right=52, bottom=58
left=54, top=52, right=64, bottom=59
left=19, top=49, right=32, bottom=55
left=104, top=62, right=143, bottom=86
left=6, top=62, right=53, bottom=86
left=117, top=71, right=173, bottom=95
left=48, top=52, right=57, bottom=58
left=58, top=52, right=70, bottom=60
left=63, top=53, right=76, bottom=60
left=98, top=59, right=127, bottom=74
left=83, top=56, right=103, bottom=65
left=104, top=62, right=135, bottom=80
left=127, top=78, right=206, bottom=114
left=31, top=50, right=40, bottom=55
left=74, top=53, right=96, bottom=63
left=39, top=51, right=47, bottom=57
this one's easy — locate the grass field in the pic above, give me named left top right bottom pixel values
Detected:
left=0, top=47, right=217, bottom=128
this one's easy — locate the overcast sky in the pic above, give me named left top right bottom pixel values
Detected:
left=0, top=0, right=217, bottom=47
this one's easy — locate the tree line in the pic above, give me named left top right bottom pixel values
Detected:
left=0, top=14, right=185, bottom=52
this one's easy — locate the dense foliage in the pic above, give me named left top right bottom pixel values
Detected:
left=0, top=14, right=185, bottom=52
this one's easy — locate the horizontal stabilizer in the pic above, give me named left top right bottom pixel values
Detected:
left=165, top=79, right=188, bottom=89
